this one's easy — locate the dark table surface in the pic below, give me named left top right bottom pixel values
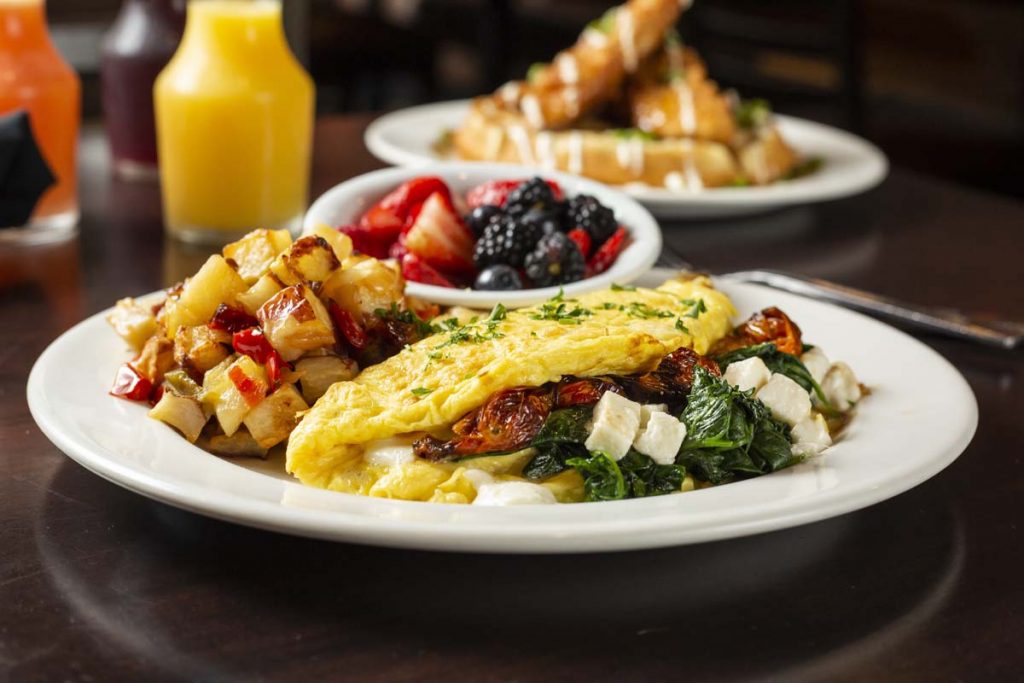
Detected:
left=2, top=116, right=1023, bottom=682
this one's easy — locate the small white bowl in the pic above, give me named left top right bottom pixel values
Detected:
left=303, top=162, right=662, bottom=308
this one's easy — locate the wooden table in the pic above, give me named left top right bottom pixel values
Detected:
left=3, top=116, right=1022, bottom=681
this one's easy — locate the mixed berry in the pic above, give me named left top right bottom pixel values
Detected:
left=339, top=176, right=632, bottom=291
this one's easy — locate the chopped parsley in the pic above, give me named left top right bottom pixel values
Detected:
left=675, top=318, right=690, bottom=333
left=373, top=303, right=439, bottom=337
left=410, top=387, right=434, bottom=397
left=433, top=304, right=507, bottom=350
left=610, top=283, right=637, bottom=292
left=679, top=298, right=708, bottom=319
left=529, top=290, right=593, bottom=325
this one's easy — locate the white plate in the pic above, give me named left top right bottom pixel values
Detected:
left=364, top=100, right=889, bottom=219
left=27, top=270, right=976, bottom=553
left=303, top=163, right=661, bottom=308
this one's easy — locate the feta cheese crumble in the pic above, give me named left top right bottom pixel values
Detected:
left=473, top=481, right=557, bottom=506
left=756, top=374, right=812, bottom=427
left=585, top=391, right=642, bottom=460
left=723, top=356, right=772, bottom=392
left=633, top=411, right=687, bottom=465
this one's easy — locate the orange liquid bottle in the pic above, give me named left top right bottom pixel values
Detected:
left=0, top=0, right=81, bottom=238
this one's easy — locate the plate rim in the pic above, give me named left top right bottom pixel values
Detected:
left=27, top=277, right=977, bottom=553
left=363, top=99, right=890, bottom=211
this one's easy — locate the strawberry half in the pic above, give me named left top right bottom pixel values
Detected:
left=566, top=228, right=593, bottom=259
left=337, top=224, right=393, bottom=259
left=466, top=178, right=564, bottom=209
left=587, top=226, right=630, bottom=276
left=359, top=176, right=452, bottom=240
left=401, top=252, right=456, bottom=288
left=403, top=191, right=476, bottom=275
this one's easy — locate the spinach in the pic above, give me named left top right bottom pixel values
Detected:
left=677, top=366, right=797, bottom=485
left=523, top=406, right=593, bottom=480
left=618, top=450, right=687, bottom=498
left=565, top=449, right=686, bottom=501
left=715, top=342, right=831, bottom=407
left=566, top=451, right=626, bottom=501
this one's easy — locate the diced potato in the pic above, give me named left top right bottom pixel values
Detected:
left=149, top=392, right=207, bottom=443
left=243, top=383, right=309, bottom=448
left=171, top=255, right=247, bottom=334
left=173, top=325, right=231, bottom=376
left=222, top=229, right=293, bottom=284
left=205, top=429, right=268, bottom=459
left=269, top=235, right=341, bottom=286
left=201, top=355, right=267, bottom=436
left=237, top=274, right=282, bottom=317
left=257, top=284, right=336, bottom=361
left=307, top=224, right=353, bottom=262
left=107, top=297, right=159, bottom=351
left=294, top=355, right=359, bottom=404
left=133, top=335, right=175, bottom=384
left=321, top=257, right=405, bottom=319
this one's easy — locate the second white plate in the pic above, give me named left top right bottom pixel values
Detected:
left=364, top=100, right=889, bottom=219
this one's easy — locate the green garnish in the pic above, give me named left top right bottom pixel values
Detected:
left=526, top=62, right=547, bottom=82
left=610, top=283, right=636, bottom=291
left=374, top=303, right=438, bottom=337
left=679, top=298, right=707, bottom=319
left=411, top=387, right=434, bottom=397
left=433, top=305, right=506, bottom=349
left=529, top=289, right=593, bottom=325
left=736, top=98, right=772, bottom=129
left=622, top=302, right=675, bottom=319
left=675, top=318, right=689, bottom=333
left=784, top=157, right=824, bottom=180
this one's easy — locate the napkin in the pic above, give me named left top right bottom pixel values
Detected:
left=0, top=109, right=56, bottom=229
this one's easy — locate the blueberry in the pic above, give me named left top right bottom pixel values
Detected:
left=474, top=264, right=524, bottom=291
left=465, top=205, right=503, bottom=237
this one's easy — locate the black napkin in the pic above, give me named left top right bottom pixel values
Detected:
left=0, top=109, right=56, bottom=229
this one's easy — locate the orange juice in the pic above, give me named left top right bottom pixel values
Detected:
left=155, top=0, right=313, bottom=243
left=0, top=0, right=81, bottom=232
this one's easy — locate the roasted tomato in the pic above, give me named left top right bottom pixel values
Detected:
left=414, top=387, right=553, bottom=461
left=554, top=377, right=622, bottom=408
left=709, top=307, right=803, bottom=357
left=209, top=303, right=259, bottom=333
left=110, top=363, right=153, bottom=402
left=621, top=347, right=721, bottom=404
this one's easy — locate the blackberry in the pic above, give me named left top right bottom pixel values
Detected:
left=566, top=194, right=617, bottom=245
left=524, top=232, right=586, bottom=287
left=465, top=205, right=503, bottom=237
left=505, top=177, right=557, bottom=216
left=520, top=207, right=562, bottom=236
left=473, top=214, right=543, bottom=268
left=474, top=264, right=523, bottom=291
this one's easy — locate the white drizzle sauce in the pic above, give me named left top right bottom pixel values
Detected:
left=499, top=81, right=521, bottom=108
left=617, top=8, right=638, bottom=72
left=667, top=41, right=697, bottom=136
left=536, top=132, right=557, bottom=170
left=615, top=138, right=645, bottom=178
left=521, top=94, right=545, bottom=129
left=681, top=139, right=704, bottom=192
left=509, top=125, right=536, bottom=165
left=582, top=27, right=608, bottom=47
left=556, top=53, right=581, bottom=117
left=567, top=132, right=584, bottom=175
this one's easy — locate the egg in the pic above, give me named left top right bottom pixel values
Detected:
left=285, top=276, right=735, bottom=501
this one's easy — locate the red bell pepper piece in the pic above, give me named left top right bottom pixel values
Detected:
left=328, top=301, right=367, bottom=351
left=232, top=327, right=286, bottom=389
left=209, top=304, right=259, bottom=333
left=110, top=363, right=153, bottom=402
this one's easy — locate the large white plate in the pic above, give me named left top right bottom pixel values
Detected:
left=27, top=270, right=975, bottom=553
left=364, top=100, right=889, bottom=219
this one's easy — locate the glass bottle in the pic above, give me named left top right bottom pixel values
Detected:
left=154, top=0, right=314, bottom=244
left=0, top=0, right=81, bottom=241
left=100, top=0, right=185, bottom=180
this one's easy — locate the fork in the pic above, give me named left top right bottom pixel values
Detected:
left=656, top=247, right=1023, bottom=350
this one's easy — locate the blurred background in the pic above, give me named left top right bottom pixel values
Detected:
left=48, top=0, right=1024, bottom=197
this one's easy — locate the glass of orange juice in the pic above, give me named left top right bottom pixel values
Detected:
left=0, top=0, right=81, bottom=242
left=155, top=0, right=314, bottom=244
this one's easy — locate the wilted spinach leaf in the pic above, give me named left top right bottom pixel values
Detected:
left=566, top=451, right=627, bottom=501
left=677, top=366, right=797, bottom=485
left=715, top=342, right=831, bottom=407
left=523, top=406, right=593, bottom=480
left=618, top=450, right=687, bottom=498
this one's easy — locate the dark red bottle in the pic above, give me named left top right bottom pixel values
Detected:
left=100, top=0, right=184, bottom=180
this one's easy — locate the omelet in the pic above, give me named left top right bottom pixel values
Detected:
left=285, top=276, right=735, bottom=502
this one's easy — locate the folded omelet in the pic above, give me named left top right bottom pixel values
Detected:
left=286, top=276, right=735, bottom=502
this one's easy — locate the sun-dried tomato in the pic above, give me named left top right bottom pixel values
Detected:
left=554, top=377, right=622, bottom=408
left=709, top=307, right=803, bottom=357
left=621, top=347, right=721, bottom=404
left=414, top=387, right=553, bottom=461
left=328, top=302, right=367, bottom=351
